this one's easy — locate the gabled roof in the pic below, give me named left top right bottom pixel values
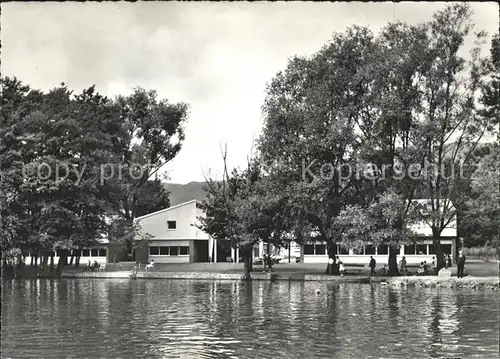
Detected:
left=134, top=199, right=203, bottom=221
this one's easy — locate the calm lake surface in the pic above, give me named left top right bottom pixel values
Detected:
left=2, top=279, right=499, bottom=358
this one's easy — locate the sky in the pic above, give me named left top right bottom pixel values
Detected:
left=2, top=2, right=498, bottom=184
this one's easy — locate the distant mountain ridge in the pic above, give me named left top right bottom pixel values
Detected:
left=163, top=181, right=209, bottom=206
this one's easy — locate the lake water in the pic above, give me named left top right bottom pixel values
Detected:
left=2, top=279, right=499, bottom=358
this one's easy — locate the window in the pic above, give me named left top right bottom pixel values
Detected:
left=149, top=247, right=159, bottom=255
left=337, top=245, right=349, bottom=255
left=315, top=244, right=326, bottom=255
left=377, top=245, right=388, bottom=255
left=441, top=244, right=452, bottom=255
left=167, top=221, right=176, bottom=230
left=91, top=249, right=99, bottom=257
left=404, top=245, right=415, bottom=255
left=416, top=244, right=427, bottom=255
left=304, top=245, right=315, bottom=255
left=353, top=247, right=363, bottom=255
left=169, top=246, right=179, bottom=256
left=160, top=246, right=169, bottom=255
left=365, top=245, right=376, bottom=255
left=180, top=246, right=190, bottom=255
left=82, top=249, right=90, bottom=257
left=253, top=247, right=259, bottom=258
left=99, top=249, right=107, bottom=257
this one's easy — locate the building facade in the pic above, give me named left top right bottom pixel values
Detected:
left=134, top=199, right=215, bottom=264
left=300, top=199, right=458, bottom=265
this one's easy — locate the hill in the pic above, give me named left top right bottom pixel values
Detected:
left=163, top=181, right=209, bottom=206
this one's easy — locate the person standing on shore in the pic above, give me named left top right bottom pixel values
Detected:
left=457, top=251, right=466, bottom=278
left=399, top=256, right=407, bottom=275
left=369, top=256, right=376, bottom=276
left=339, top=262, right=345, bottom=276
left=327, top=257, right=334, bottom=275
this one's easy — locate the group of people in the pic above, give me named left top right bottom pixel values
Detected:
left=327, top=256, right=346, bottom=276
left=369, top=251, right=466, bottom=277
left=328, top=250, right=467, bottom=278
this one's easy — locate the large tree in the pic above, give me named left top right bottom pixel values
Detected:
left=1, top=80, right=120, bottom=270
left=259, top=4, right=496, bottom=274
left=1, top=78, right=186, bottom=272
left=110, top=89, right=187, bottom=221
left=259, top=26, right=377, bottom=273
left=106, top=89, right=188, bottom=260
left=407, top=5, right=498, bottom=270
left=460, top=143, right=499, bottom=249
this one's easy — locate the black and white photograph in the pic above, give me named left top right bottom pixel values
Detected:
left=1, top=2, right=499, bottom=358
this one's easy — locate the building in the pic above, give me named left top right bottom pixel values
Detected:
left=21, top=237, right=109, bottom=266
left=134, top=199, right=216, bottom=263
left=300, top=199, right=458, bottom=265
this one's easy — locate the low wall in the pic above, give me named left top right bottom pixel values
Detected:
left=385, top=276, right=499, bottom=288
left=59, top=271, right=499, bottom=288
left=61, top=271, right=373, bottom=282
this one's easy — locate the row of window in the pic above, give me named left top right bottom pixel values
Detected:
left=304, top=244, right=452, bottom=256
left=23, top=249, right=107, bottom=257
left=149, top=246, right=190, bottom=256
left=304, top=245, right=350, bottom=256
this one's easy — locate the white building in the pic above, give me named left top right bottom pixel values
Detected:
left=300, top=199, right=458, bottom=265
left=135, top=199, right=229, bottom=264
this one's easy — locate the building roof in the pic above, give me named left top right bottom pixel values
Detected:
left=134, top=199, right=203, bottom=221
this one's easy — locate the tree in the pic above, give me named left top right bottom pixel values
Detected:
left=259, top=26, right=378, bottom=274
left=259, top=4, right=495, bottom=274
left=460, top=144, right=499, bottom=249
left=0, top=81, right=122, bottom=271
left=1, top=78, right=182, bottom=273
left=198, top=147, right=286, bottom=278
left=106, top=89, right=188, bottom=260
left=110, top=89, right=187, bottom=221
left=406, top=5, right=497, bottom=270
left=134, top=179, right=170, bottom=218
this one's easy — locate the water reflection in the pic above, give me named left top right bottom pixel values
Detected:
left=2, top=279, right=498, bottom=358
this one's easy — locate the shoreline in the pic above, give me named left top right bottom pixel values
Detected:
left=56, top=271, right=500, bottom=288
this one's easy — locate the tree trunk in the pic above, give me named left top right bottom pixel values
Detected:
left=57, top=251, right=68, bottom=273
left=49, top=255, right=55, bottom=271
left=265, top=241, right=272, bottom=270
left=69, top=253, right=74, bottom=266
left=15, top=255, right=24, bottom=278
left=242, top=247, right=252, bottom=280
left=433, top=236, right=445, bottom=272
left=34, top=255, right=38, bottom=267
left=388, top=246, right=400, bottom=276
left=325, top=238, right=339, bottom=275
left=3, top=259, right=14, bottom=278
left=75, top=255, right=81, bottom=268
left=30, top=255, right=34, bottom=267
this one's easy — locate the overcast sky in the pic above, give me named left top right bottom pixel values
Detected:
left=2, top=2, right=498, bottom=184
